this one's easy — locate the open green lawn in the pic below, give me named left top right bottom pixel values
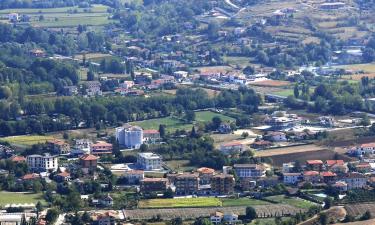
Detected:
left=0, top=4, right=108, bottom=14
left=139, top=197, right=222, bottom=208
left=0, top=135, right=55, bottom=146
left=132, top=111, right=235, bottom=132
left=337, top=63, right=375, bottom=73
left=264, top=195, right=315, bottom=209
left=221, top=198, right=270, bottom=207
left=165, top=160, right=196, bottom=172
left=0, top=192, right=46, bottom=206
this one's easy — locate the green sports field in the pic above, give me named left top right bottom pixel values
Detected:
left=0, top=192, right=46, bottom=206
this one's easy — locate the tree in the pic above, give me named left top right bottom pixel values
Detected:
left=294, top=84, right=299, bottom=98
left=243, top=66, right=255, bottom=75
left=163, top=187, right=174, bottom=198
left=184, top=110, right=195, bottom=122
left=45, top=208, right=59, bottom=224
left=211, top=116, right=222, bottom=130
left=241, top=132, right=249, bottom=138
left=32, top=180, right=43, bottom=193
left=170, top=217, right=183, bottom=225
left=245, top=206, right=257, bottom=221
left=207, top=21, right=219, bottom=40
left=319, top=213, right=328, bottom=225
left=323, top=197, right=332, bottom=209
left=193, top=217, right=213, bottom=225
left=87, top=70, right=95, bottom=81
left=0, top=86, right=12, bottom=99
left=159, top=124, right=166, bottom=138
left=36, top=201, right=43, bottom=219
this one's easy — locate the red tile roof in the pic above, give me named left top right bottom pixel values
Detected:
left=144, top=129, right=160, bottom=134
left=197, top=167, right=215, bottom=174
left=303, top=171, right=320, bottom=176
left=57, top=171, right=70, bottom=177
left=11, top=155, right=26, bottom=162
left=320, top=171, right=337, bottom=177
left=80, top=154, right=98, bottom=161
left=22, top=173, right=40, bottom=180
left=326, top=160, right=344, bottom=167
left=306, top=160, right=323, bottom=165
left=361, top=143, right=375, bottom=148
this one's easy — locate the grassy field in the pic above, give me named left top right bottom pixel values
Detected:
left=0, top=135, right=55, bottom=146
left=265, top=195, right=315, bottom=209
left=165, top=160, right=196, bottom=172
left=337, top=63, right=375, bottom=73
left=0, top=192, right=46, bottom=206
left=139, top=198, right=222, bottom=208
left=132, top=111, right=235, bottom=132
left=0, top=4, right=114, bottom=27
left=221, top=198, right=270, bottom=207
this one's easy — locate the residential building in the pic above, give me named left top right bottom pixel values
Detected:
left=355, top=162, right=372, bottom=173
left=8, top=13, right=19, bottom=22
left=71, top=139, right=92, bottom=155
left=80, top=154, right=98, bottom=171
left=99, top=195, right=114, bottom=207
left=22, top=173, right=41, bottom=181
left=218, top=123, right=232, bottom=134
left=116, top=124, right=143, bottom=149
left=349, top=143, right=375, bottom=156
left=174, top=173, right=199, bottom=195
left=119, top=81, right=134, bottom=89
left=233, top=164, right=266, bottom=179
left=264, top=131, right=287, bottom=142
left=47, top=139, right=70, bottom=155
left=62, top=86, right=78, bottom=96
left=220, top=142, right=244, bottom=155
left=55, top=171, right=71, bottom=182
left=333, top=181, right=348, bottom=192
left=91, top=212, right=116, bottom=225
left=303, top=171, right=321, bottom=183
left=91, top=141, right=113, bottom=156
left=26, top=154, right=58, bottom=172
left=123, top=170, right=144, bottom=184
left=210, top=212, right=240, bottom=225
left=140, top=178, right=168, bottom=193
left=137, top=152, right=162, bottom=170
left=283, top=173, right=301, bottom=184
left=306, top=160, right=324, bottom=171
left=211, top=174, right=235, bottom=195
left=210, top=212, right=224, bottom=225
left=197, top=167, right=215, bottom=185
left=282, top=162, right=295, bottom=173
left=251, top=140, right=272, bottom=149
left=320, top=171, right=337, bottom=184
left=85, top=81, right=102, bottom=96
left=143, top=130, right=160, bottom=143
left=11, top=155, right=26, bottom=163
left=341, top=173, right=368, bottom=190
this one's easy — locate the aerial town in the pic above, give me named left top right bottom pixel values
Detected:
left=0, top=0, right=374, bottom=225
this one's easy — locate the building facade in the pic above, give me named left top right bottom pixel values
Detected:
left=137, top=152, right=162, bottom=170
left=116, top=124, right=143, bottom=149
left=26, top=154, right=58, bottom=172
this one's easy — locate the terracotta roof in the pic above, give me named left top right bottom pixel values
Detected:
left=306, top=160, right=323, bottom=165
left=320, top=171, right=337, bottom=177
left=221, top=141, right=243, bottom=147
left=252, top=140, right=272, bottom=145
left=197, top=167, right=215, bottom=174
left=326, top=160, right=344, bottom=167
left=80, top=154, right=98, bottom=161
left=361, top=143, right=375, bottom=148
left=22, top=173, right=40, bottom=180
left=92, top=142, right=112, bottom=147
left=11, top=155, right=26, bottom=162
left=303, top=171, right=320, bottom=176
left=143, top=129, right=160, bottom=134
left=57, top=171, right=70, bottom=177
left=356, top=163, right=371, bottom=168
left=141, top=178, right=168, bottom=182
left=333, top=181, right=347, bottom=187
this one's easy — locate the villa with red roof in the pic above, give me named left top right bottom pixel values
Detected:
left=143, top=129, right=160, bottom=143
left=306, top=160, right=324, bottom=171
left=220, top=141, right=244, bottom=155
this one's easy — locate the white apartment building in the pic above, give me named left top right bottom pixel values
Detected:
left=233, top=164, right=266, bottom=179
left=26, top=154, right=58, bottom=172
left=349, top=143, right=375, bottom=156
left=116, top=124, right=143, bottom=149
left=71, top=139, right=92, bottom=155
left=137, top=152, right=162, bottom=170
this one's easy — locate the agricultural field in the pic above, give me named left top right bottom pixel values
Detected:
left=264, top=195, right=316, bottom=209
left=125, top=205, right=306, bottom=220
left=0, top=135, right=55, bottom=146
left=0, top=4, right=114, bottom=28
left=337, top=63, right=375, bottom=74
left=345, top=203, right=375, bottom=217
left=250, top=80, right=291, bottom=87
left=221, top=198, right=270, bottom=207
left=138, top=197, right=222, bottom=208
left=132, top=111, right=235, bottom=132
left=0, top=192, right=46, bottom=206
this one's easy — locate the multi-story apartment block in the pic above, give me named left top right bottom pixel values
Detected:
left=211, top=174, right=235, bottom=195
left=197, top=167, right=215, bottom=185
left=26, top=154, right=58, bottom=172
left=174, top=173, right=199, bottom=195
left=341, top=172, right=367, bottom=190
left=116, top=124, right=143, bottom=149
left=233, top=164, right=266, bottom=179
left=137, top=152, right=162, bottom=170
left=123, top=170, right=145, bottom=184
left=47, top=139, right=70, bottom=155
left=91, top=141, right=113, bottom=156
left=140, top=178, right=168, bottom=193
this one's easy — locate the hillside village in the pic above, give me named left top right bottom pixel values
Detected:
left=0, top=0, right=374, bottom=225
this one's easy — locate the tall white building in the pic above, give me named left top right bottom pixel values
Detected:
left=137, top=152, right=162, bottom=170
left=116, top=124, right=143, bottom=149
left=26, top=154, right=58, bottom=172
